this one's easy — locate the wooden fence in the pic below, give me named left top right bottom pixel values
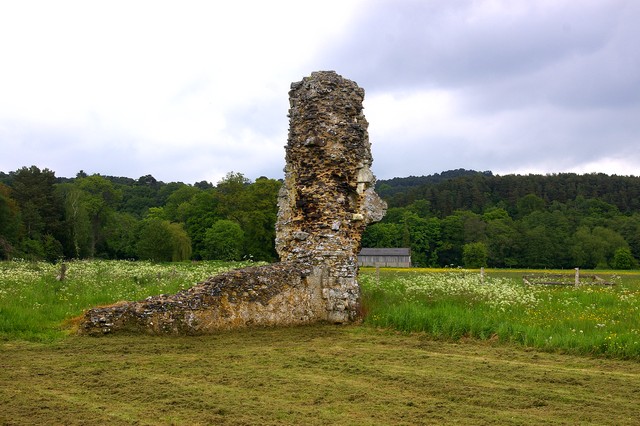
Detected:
left=523, top=268, right=613, bottom=286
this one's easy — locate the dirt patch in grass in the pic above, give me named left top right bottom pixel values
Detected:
left=2, top=325, right=639, bottom=425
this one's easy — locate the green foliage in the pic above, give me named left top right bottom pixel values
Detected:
left=42, top=235, right=64, bottom=262
left=10, top=166, right=64, bottom=258
left=571, top=226, right=628, bottom=269
left=103, top=212, right=139, bottom=259
left=203, top=220, right=244, bottom=261
left=119, top=174, right=162, bottom=217
left=0, top=183, right=20, bottom=259
left=438, top=214, right=464, bottom=266
left=362, top=223, right=404, bottom=248
left=178, top=191, right=221, bottom=259
left=136, top=219, right=174, bottom=262
left=2, top=165, right=640, bottom=268
left=239, top=177, right=280, bottom=260
left=167, top=221, right=192, bottom=261
left=75, top=174, right=122, bottom=257
left=612, top=247, right=637, bottom=270
left=484, top=212, right=518, bottom=267
left=382, top=171, right=640, bottom=215
left=20, top=238, right=44, bottom=260
left=403, top=213, right=440, bottom=267
left=1, top=167, right=285, bottom=263
left=516, top=193, right=545, bottom=217
left=136, top=219, right=191, bottom=262
left=366, top=172, right=640, bottom=269
left=56, top=183, right=91, bottom=258
left=462, top=242, right=488, bottom=268
left=163, top=185, right=201, bottom=222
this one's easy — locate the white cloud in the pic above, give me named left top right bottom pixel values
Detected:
left=0, top=0, right=364, bottom=181
left=1, top=0, right=639, bottom=182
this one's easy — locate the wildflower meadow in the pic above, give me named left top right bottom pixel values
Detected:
left=360, top=268, right=640, bottom=359
left=2, top=260, right=640, bottom=359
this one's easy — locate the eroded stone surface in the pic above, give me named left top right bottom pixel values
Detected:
left=276, top=71, right=386, bottom=322
left=79, top=71, right=385, bottom=335
left=82, top=262, right=323, bottom=335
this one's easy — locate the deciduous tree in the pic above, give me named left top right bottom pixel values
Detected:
left=462, top=242, right=488, bottom=268
left=202, top=220, right=244, bottom=261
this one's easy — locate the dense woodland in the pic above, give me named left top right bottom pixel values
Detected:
left=1, top=166, right=640, bottom=269
left=0, top=167, right=280, bottom=263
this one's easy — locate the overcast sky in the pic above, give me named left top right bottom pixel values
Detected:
left=1, top=0, right=638, bottom=184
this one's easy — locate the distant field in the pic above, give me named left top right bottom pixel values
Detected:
left=1, top=261, right=639, bottom=424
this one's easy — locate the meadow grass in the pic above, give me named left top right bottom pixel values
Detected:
left=360, top=268, right=640, bottom=359
left=2, top=260, right=640, bottom=359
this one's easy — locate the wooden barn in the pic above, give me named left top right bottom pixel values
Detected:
left=357, top=248, right=412, bottom=268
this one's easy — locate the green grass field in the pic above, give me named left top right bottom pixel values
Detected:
left=2, top=325, right=640, bottom=425
left=360, top=267, right=640, bottom=359
left=1, top=261, right=639, bottom=424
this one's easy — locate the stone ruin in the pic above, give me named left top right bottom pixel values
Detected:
left=79, top=71, right=386, bottom=335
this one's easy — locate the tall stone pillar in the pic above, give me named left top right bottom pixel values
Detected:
left=276, top=71, right=386, bottom=322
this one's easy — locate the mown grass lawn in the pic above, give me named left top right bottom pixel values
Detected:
left=2, top=325, right=640, bottom=425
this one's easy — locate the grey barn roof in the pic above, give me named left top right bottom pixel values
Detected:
left=358, top=248, right=411, bottom=256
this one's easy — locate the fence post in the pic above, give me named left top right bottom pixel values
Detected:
left=56, top=263, right=67, bottom=281
left=574, top=268, right=580, bottom=287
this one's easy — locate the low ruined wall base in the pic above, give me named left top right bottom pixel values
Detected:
left=79, top=261, right=361, bottom=336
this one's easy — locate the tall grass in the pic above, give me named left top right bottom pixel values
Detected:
left=3, top=260, right=640, bottom=359
left=360, top=268, right=640, bottom=359
left=0, top=259, right=259, bottom=341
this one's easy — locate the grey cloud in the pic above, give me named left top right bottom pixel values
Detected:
left=326, top=1, right=623, bottom=89
left=313, top=1, right=640, bottom=178
left=0, top=120, right=137, bottom=178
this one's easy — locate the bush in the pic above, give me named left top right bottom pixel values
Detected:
left=43, top=235, right=64, bottom=262
left=20, top=239, right=44, bottom=261
left=203, top=220, right=244, bottom=261
left=612, top=247, right=636, bottom=270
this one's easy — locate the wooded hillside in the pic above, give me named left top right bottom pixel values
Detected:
left=1, top=166, right=639, bottom=269
left=368, top=170, right=640, bottom=268
left=0, top=167, right=280, bottom=263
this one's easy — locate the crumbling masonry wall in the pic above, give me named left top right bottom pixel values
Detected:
left=79, top=71, right=386, bottom=335
left=276, top=71, right=386, bottom=322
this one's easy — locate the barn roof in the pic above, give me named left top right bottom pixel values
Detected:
left=358, top=248, right=411, bottom=256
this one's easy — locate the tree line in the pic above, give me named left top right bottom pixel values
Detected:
left=1, top=166, right=639, bottom=269
left=0, top=166, right=280, bottom=262
left=367, top=170, right=640, bottom=269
